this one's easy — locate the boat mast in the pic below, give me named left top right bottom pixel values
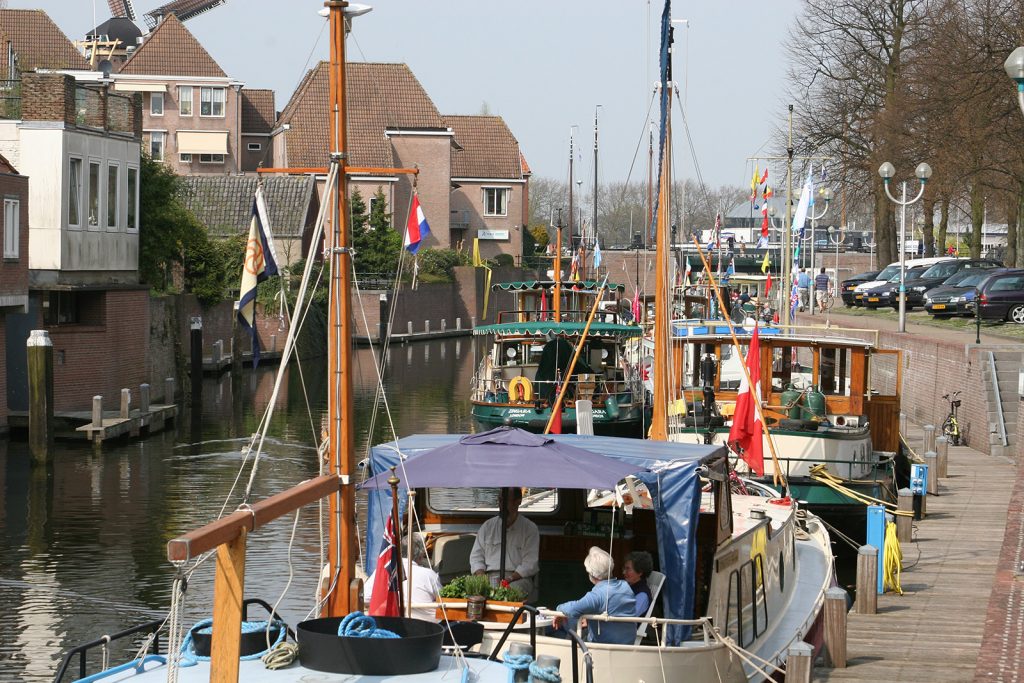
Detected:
left=782, top=104, right=794, bottom=327
left=554, top=209, right=563, bottom=322
left=588, top=106, right=600, bottom=281
left=568, top=127, right=574, bottom=254
left=325, top=0, right=356, bottom=618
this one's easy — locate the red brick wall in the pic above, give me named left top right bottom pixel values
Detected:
left=46, top=289, right=150, bottom=411
left=0, top=172, right=29, bottom=298
left=21, top=73, right=76, bottom=124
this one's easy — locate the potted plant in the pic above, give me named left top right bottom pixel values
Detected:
left=462, top=574, right=491, bottom=621
left=437, top=575, right=525, bottom=623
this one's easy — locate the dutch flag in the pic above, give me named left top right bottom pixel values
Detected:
left=404, top=194, right=431, bottom=254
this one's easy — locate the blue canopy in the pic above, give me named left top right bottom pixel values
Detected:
left=364, top=433, right=728, bottom=644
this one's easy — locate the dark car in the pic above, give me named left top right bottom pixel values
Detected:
left=975, top=269, right=1024, bottom=323
left=861, top=265, right=931, bottom=308
left=840, top=270, right=880, bottom=305
left=903, top=258, right=1003, bottom=308
left=923, top=269, right=1007, bottom=317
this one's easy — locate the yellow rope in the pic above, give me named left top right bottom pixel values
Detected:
left=807, top=465, right=913, bottom=517
left=899, top=433, right=925, bottom=464
left=883, top=521, right=903, bottom=595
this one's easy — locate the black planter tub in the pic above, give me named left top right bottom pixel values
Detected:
left=296, top=616, right=444, bottom=675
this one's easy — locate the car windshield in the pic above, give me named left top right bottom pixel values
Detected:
left=886, top=268, right=928, bottom=283
left=954, top=272, right=990, bottom=287
left=876, top=265, right=900, bottom=280
left=922, top=261, right=958, bottom=278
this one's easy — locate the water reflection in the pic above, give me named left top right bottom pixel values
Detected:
left=0, top=339, right=477, bottom=681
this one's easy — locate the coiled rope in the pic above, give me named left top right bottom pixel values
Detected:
left=883, top=521, right=904, bottom=594
left=807, top=464, right=912, bottom=516
left=337, top=612, right=398, bottom=639
left=178, top=618, right=286, bottom=666
left=528, top=660, right=562, bottom=682
left=502, top=650, right=532, bottom=674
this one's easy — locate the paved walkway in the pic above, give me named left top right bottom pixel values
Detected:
left=794, top=308, right=1021, bottom=347
left=814, top=423, right=1021, bottom=682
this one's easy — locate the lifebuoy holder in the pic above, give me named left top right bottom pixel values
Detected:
left=508, top=376, right=533, bottom=403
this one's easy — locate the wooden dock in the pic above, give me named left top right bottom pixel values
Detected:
left=9, top=403, right=178, bottom=443
left=815, top=424, right=1018, bottom=682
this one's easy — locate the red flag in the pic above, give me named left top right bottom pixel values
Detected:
left=759, top=168, right=768, bottom=185
left=632, top=291, right=642, bottom=322
left=550, top=403, right=562, bottom=434
left=765, top=273, right=773, bottom=294
left=540, top=288, right=549, bottom=320
left=368, top=516, right=401, bottom=617
left=727, top=326, right=765, bottom=475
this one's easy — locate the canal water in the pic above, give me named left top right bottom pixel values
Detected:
left=0, top=338, right=477, bottom=682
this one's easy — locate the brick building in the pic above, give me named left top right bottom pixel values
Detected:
left=0, top=155, right=29, bottom=430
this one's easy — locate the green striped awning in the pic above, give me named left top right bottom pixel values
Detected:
left=473, top=321, right=642, bottom=338
left=491, top=280, right=626, bottom=292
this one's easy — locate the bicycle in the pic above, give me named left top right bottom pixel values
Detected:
left=941, top=391, right=962, bottom=446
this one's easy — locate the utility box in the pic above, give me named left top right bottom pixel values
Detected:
left=910, top=463, right=928, bottom=495
left=866, top=505, right=886, bottom=594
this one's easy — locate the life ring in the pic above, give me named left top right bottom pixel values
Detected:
left=508, top=376, right=533, bottom=403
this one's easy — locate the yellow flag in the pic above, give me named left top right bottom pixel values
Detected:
left=760, top=251, right=771, bottom=273
left=751, top=164, right=759, bottom=192
left=472, top=238, right=482, bottom=267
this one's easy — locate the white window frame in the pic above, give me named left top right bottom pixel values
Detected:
left=106, top=163, right=119, bottom=232
left=483, top=187, right=509, bottom=217
left=87, top=159, right=102, bottom=231
left=150, top=92, right=164, bottom=116
left=149, top=131, right=165, bottom=161
left=247, top=142, right=262, bottom=151
left=4, top=197, right=19, bottom=259
left=200, top=87, right=225, bottom=117
left=178, top=85, right=193, bottom=116
left=126, top=165, right=139, bottom=234
left=179, top=153, right=193, bottom=163
left=199, top=153, right=225, bottom=164
left=68, top=156, right=83, bottom=230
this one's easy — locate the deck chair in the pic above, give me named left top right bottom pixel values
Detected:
left=432, top=534, right=476, bottom=586
left=634, top=570, right=666, bottom=645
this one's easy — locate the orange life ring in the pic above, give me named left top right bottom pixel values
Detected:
left=508, top=376, right=533, bottom=403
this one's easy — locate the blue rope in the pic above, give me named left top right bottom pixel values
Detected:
left=338, top=611, right=399, bottom=639
left=529, top=660, right=562, bottom=682
left=178, top=618, right=286, bottom=667
left=503, top=651, right=533, bottom=682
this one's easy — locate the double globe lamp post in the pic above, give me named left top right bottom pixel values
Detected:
left=878, top=161, right=932, bottom=333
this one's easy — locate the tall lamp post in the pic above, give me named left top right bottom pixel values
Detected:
left=807, top=188, right=832, bottom=316
left=1004, top=47, right=1024, bottom=115
left=879, top=161, right=932, bottom=333
left=826, top=225, right=844, bottom=327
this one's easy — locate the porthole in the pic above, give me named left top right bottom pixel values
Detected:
left=779, top=551, right=785, bottom=592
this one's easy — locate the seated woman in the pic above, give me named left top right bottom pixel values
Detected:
left=622, top=551, right=654, bottom=617
left=552, top=547, right=636, bottom=644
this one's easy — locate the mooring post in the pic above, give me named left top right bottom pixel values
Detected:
left=27, top=330, right=54, bottom=464
left=120, top=388, right=131, bottom=418
left=212, top=339, right=223, bottom=365
left=786, top=641, right=813, bottom=683
left=823, top=586, right=848, bottom=668
left=92, top=395, right=103, bottom=429
left=441, top=318, right=446, bottom=333
left=270, top=334, right=277, bottom=353
left=164, top=377, right=175, bottom=405
left=925, top=451, right=938, bottom=496
left=140, top=383, right=151, bottom=413
left=424, top=319, right=430, bottom=334
left=378, top=292, right=389, bottom=343
left=190, top=317, right=203, bottom=398
left=899, top=412, right=907, bottom=438
left=855, top=545, right=879, bottom=614
left=936, top=435, right=949, bottom=477
left=896, top=488, right=913, bottom=543
left=922, top=423, right=935, bottom=453
left=407, top=321, right=413, bottom=336
left=456, top=317, right=462, bottom=331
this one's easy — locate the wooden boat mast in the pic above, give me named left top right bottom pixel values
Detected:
left=649, top=40, right=673, bottom=442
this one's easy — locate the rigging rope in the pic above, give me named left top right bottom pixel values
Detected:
left=883, top=521, right=904, bottom=594
left=807, top=464, right=912, bottom=516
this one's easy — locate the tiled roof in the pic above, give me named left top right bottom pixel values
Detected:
left=277, top=61, right=446, bottom=169
left=0, top=9, right=90, bottom=79
left=444, top=115, right=523, bottom=180
left=241, top=89, right=274, bottom=135
left=119, top=13, right=225, bottom=77
left=520, top=151, right=531, bottom=176
left=0, top=152, right=18, bottom=175
left=179, top=175, right=316, bottom=238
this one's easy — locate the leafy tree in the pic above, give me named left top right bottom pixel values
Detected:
left=353, top=187, right=401, bottom=274
left=527, top=224, right=550, bottom=251
left=186, top=234, right=245, bottom=307
left=139, top=154, right=208, bottom=292
left=417, top=248, right=471, bottom=282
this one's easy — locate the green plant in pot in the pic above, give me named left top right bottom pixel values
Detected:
left=461, top=574, right=491, bottom=621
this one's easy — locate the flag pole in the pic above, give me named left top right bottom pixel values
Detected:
left=691, top=236, right=787, bottom=489
left=388, top=469, right=404, bottom=616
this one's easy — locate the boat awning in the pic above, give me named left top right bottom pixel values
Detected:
left=177, top=131, right=229, bottom=154
left=474, top=321, right=642, bottom=338
left=113, top=82, right=166, bottom=93
left=366, top=433, right=727, bottom=645
left=492, top=280, right=626, bottom=292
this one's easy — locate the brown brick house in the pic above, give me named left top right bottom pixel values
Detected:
left=0, top=154, right=29, bottom=430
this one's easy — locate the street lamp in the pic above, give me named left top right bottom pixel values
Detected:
left=879, top=161, right=932, bottom=333
left=1004, top=47, right=1024, bottom=116
left=808, top=187, right=832, bottom=316
left=826, top=225, right=844, bottom=327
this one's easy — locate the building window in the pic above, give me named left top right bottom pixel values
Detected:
left=127, top=167, right=138, bottom=233
left=88, top=161, right=100, bottom=228
left=42, top=290, right=105, bottom=326
left=247, top=142, right=262, bottom=151
left=179, top=153, right=193, bottom=163
left=179, top=85, right=193, bottom=116
left=199, top=153, right=225, bottom=164
left=150, top=132, right=164, bottom=161
left=483, top=187, right=509, bottom=216
left=68, top=157, right=83, bottom=228
left=200, top=87, right=225, bottom=117
left=150, top=92, right=164, bottom=116
left=107, top=164, right=119, bottom=230
left=4, top=197, right=19, bottom=259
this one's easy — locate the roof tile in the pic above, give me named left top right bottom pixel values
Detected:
left=241, top=88, right=274, bottom=135
left=445, top=115, right=523, bottom=180
left=0, top=9, right=90, bottom=79
left=119, top=13, right=225, bottom=77
left=179, top=175, right=316, bottom=238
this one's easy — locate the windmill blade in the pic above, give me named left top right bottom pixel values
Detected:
left=107, top=0, right=137, bottom=21
left=144, top=0, right=226, bottom=29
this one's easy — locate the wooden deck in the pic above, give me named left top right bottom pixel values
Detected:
left=815, top=424, right=1018, bottom=682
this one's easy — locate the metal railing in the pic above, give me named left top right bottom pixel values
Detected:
left=495, top=309, right=622, bottom=325
left=987, top=351, right=1008, bottom=448
left=0, top=79, right=21, bottom=119
left=472, top=373, right=639, bottom=407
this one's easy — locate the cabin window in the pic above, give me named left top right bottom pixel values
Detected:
left=726, top=559, right=765, bottom=648
left=819, top=348, right=850, bottom=396
left=770, top=347, right=792, bottom=392
left=726, top=568, right=742, bottom=644
left=778, top=551, right=785, bottom=592
left=426, top=487, right=559, bottom=515
left=683, top=342, right=720, bottom=391
left=752, top=554, right=768, bottom=638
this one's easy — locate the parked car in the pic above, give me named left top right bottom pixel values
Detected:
left=851, top=257, right=955, bottom=306
left=923, top=269, right=1008, bottom=318
left=860, top=265, right=932, bottom=309
left=975, top=269, right=1024, bottom=323
left=840, top=270, right=880, bottom=305
left=903, top=258, right=1003, bottom=309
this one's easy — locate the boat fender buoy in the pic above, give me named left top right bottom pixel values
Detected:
left=508, top=376, right=533, bottom=403
left=769, top=497, right=793, bottom=506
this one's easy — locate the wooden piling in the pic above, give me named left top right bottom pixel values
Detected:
left=140, top=383, right=151, bottom=413
left=899, top=411, right=907, bottom=437
left=925, top=451, right=938, bottom=495
left=92, top=396, right=103, bottom=428
left=896, top=488, right=913, bottom=543
left=786, top=641, right=813, bottom=683
left=190, top=317, right=203, bottom=397
left=165, top=377, right=175, bottom=404
left=936, top=435, right=949, bottom=477
left=855, top=545, right=878, bottom=614
left=378, top=292, right=388, bottom=342
left=120, top=388, right=131, bottom=418
left=922, top=423, right=935, bottom=453
left=424, top=319, right=430, bottom=334
left=823, top=586, right=848, bottom=668
left=27, top=330, right=54, bottom=464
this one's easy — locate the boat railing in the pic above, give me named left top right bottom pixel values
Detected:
left=472, top=374, right=636, bottom=406
left=772, top=454, right=894, bottom=483
left=53, top=617, right=165, bottom=683
left=670, top=319, right=880, bottom=346
left=495, top=309, right=621, bottom=325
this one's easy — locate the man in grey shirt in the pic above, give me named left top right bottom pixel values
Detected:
left=814, top=267, right=830, bottom=312
left=796, top=269, right=812, bottom=311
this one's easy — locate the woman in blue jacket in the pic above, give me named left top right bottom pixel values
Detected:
left=552, top=547, right=637, bottom=644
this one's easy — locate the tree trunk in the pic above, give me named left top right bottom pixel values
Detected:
left=937, top=198, right=950, bottom=255
left=970, top=182, right=984, bottom=259
left=1007, top=193, right=1018, bottom=268
left=921, top=195, right=935, bottom=257
left=875, top=183, right=894, bottom=265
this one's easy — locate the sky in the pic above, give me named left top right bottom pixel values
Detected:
left=11, top=0, right=804, bottom=188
